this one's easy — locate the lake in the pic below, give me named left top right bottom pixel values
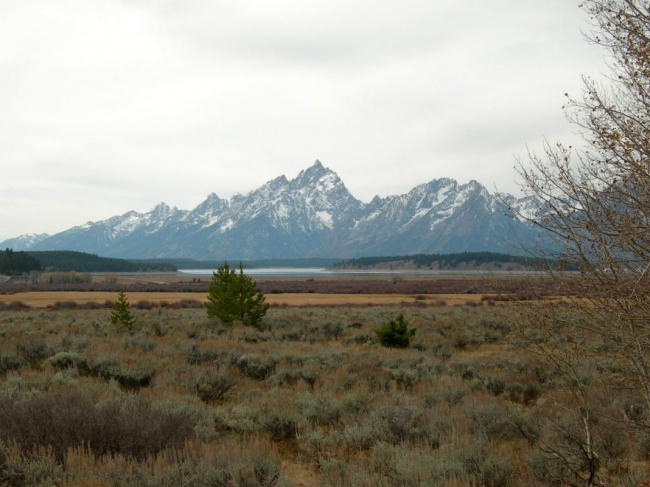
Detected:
left=177, top=267, right=490, bottom=278
left=179, top=267, right=336, bottom=277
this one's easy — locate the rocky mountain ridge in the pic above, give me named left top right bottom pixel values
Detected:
left=1, top=161, right=539, bottom=259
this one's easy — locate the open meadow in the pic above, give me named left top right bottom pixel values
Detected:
left=0, top=286, right=647, bottom=486
left=0, top=291, right=483, bottom=309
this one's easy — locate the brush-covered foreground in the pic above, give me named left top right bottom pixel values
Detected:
left=0, top=304, right=646, bottom=486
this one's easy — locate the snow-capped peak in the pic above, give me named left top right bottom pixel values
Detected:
left=1, top=161, right=541, bottom=259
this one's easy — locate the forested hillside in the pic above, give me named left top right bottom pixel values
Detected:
left=132, top=257, right=338, bottom=270
left=0, top=249, right=41, bottom=275
left=1, top=249, right=179, bottom=274
left=27, top=251, right=177, bottom=272
left=335, top=251, right=550, bottom=270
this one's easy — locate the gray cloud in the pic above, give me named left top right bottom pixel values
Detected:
left=0, top=0, right=606, bottom=241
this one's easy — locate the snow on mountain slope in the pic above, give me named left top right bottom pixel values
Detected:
left=1, top=161, right=540, bottom=259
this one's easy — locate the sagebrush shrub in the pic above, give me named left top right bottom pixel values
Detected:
left=260, top=410, right=299, bottom=442
left=16, top=338, right=52, bottom=364
left=236, top=354, right=277, bottom=380
left=0, top=352, right=26, bottom=376
left=87, top=355, right=154, bottom=390
left=42, top=352, right=87, bottom=371
left=0, top=392, right=194, bottom=460
left=194, top=369, right=238, bottom=403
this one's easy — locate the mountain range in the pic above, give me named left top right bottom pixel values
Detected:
left=1, top=161, right=540, bottom=260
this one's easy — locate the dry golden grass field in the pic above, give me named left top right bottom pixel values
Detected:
left=0, top=270, right=519, bottom=309
left=1, top=291, right=484, bottom=308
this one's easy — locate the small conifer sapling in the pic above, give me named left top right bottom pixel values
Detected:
left=375, top=314, right=416, bottom=348
left=110, top=291, right=136, bottom=331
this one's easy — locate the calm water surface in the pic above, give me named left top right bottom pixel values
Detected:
left=178, top=267, right=496, bottom=278
left=180, top=267, right=336, bottom=277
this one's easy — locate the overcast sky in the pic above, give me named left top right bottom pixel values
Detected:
left=0, top=0, right=607, bottom=241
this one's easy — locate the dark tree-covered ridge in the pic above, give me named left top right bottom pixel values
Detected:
left=335, top=251, right=552, bottom=270
left=0, top=249, right=41, bottom=275
left=26, top=251, right=177, bottom=272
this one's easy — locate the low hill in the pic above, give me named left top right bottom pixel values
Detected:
left=26, top=251, right=177, bottom=273
left=334, top=251, right=547, bottom=271
left=0, top=249, right=41, bottom=275
left=133, top=257, right=339, bottom=270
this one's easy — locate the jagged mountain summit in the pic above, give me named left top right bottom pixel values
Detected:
left=0, top=233, right=50, bottom=251
left=2, top=161, right=540, bottom=259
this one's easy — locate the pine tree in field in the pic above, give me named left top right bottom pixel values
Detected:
left=235, top=262, right=270, bottom=328
left=205, top=262, right=239, bottom=326
left=375, top=314, right=416, bottom=348
left=205, top=262, right=269, bottom=328
left=110, top=291, right=136, bottom=331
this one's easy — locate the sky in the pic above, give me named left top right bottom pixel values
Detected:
left=0, top=0, right=608, bottom=241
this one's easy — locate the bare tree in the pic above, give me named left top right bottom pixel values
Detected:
left=515, top=1, right=650, bottom=484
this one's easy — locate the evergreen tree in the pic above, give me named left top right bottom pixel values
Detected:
left=110, top=291, right=136, bottom=331
left=205, top=262, right=238, bottom=326
left=205, top=262, right=269, bottom=328
left=375, top=314, right=416, bottom=348
left=0, top=248, right=40, bottom=276
left=236, top=263, right=270, bottom=327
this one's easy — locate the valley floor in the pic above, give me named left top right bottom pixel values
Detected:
left=0, top=291, right=484, bottom=309
left=0, top=303, right=644, bottom=486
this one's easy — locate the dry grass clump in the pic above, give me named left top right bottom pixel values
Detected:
left=0, top=304, right=646, bottom=486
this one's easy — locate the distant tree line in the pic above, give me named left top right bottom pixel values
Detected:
left=138, top=257, right=338, bottom=270
left=40, top=271, right=93, bottom=284
left=335, top=251, right=552, bottom=270
left=26, top=251, right=177, bottom=272
left=0, top=249, right=41, bottom=276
